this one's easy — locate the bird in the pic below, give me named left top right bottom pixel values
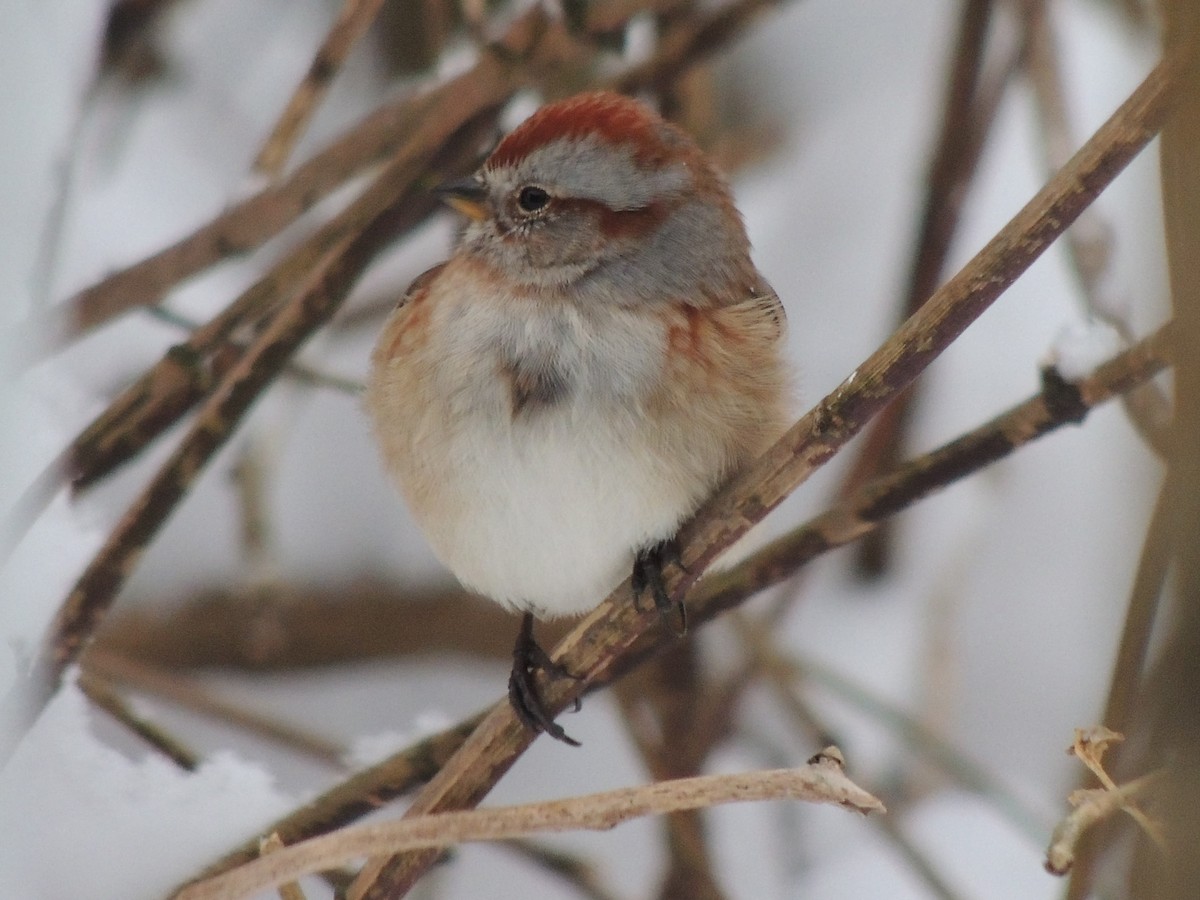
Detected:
left=367, top=91, right=790, bottom=745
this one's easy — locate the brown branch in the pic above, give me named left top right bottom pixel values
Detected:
left=181, top=318, right=1172, bottom=893
left=1022, top=0, right=1173, bottom=458
left=496, top=839, right=622, bottom=900
left=253, top=0, right=387, bottom=178
left=83, top=649, right=346, bottom=767
left=181, top=755, right=882, bottom=900
left=1126, top=5, right=1200, bottom=896
left=66, top=75, right=507, bottom=492
left=839, top=0, right=1018, bottom=576
left=12, top=111, right=501, bottom=747
left=1062, top=476, right=1173, bottom=898
left=76, top=670, right=200, bottom=771
left=94, top=579, right=559, bottom=670
left=348, top=57, right=1181, bottom=897
left=612, top=643, right=728, bottom=900
left=19, top=0, right=779, bottom=360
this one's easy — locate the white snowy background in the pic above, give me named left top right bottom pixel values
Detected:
left=0, top=0, right=1168, bottom=898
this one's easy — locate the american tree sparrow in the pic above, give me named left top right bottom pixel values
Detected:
left=368, top=92, right=790, bottom=744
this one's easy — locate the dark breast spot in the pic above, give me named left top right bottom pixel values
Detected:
left=502, top=358, right=571, bottom=417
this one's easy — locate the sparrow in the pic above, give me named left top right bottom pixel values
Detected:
left=367, top=91, right=790, bottom=744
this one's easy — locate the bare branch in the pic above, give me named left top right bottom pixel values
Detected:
left=84, top=650, right=346, bottom=767
left=178, top=754, right=882, bottom=900
left=76, top=670, right=199, bottom=771
left=253, top=0, right=387, bottom=177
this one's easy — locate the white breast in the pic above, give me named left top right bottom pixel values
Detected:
left=400, top=299, right=698, bottom=618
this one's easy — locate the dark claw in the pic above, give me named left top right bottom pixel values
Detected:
left=508, top=612, right=581, bottom=746
left=632, top=539, right=687, bottom=636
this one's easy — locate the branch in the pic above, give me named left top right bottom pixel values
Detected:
left=83, top=649, right=346, bottom=766
left=178, top=753, right=882, bottom=900
left=348, top=53, right=1182, bottom=896
left=253, top=0, right=387, bottom=177
left=66, top=80, right=505, bottom=492
left=180, top=319, right=1172, bottom=892
left=18, top=0, right=785, bottom=359
left=9, top=114, right=497, bottom=750
left=76, top=670, right=199, bottom=771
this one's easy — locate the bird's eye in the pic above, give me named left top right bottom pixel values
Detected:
left=517, top=186, right=550, bottom=213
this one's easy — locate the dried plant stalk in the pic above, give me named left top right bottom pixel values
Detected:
left=177, top=753, right=881, bottom=900
left=254, top=0, right=388, bottom=177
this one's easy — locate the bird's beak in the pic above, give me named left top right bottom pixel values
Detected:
left=435, top=178, right=489, bottom=221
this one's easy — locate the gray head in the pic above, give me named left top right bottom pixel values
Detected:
left=439, top=92, right=755, bottom=306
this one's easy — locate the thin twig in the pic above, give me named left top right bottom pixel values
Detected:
left=178, top=755, right=883, bottom=900
left=839, top=0, right=1020, bottom=575
left=733, top=612, right=965, bottom=900
left=66, top=80, right=504, bottom=493
left=84, top=649, right=346, bottom=767
left=193, top=712, right=486, bottom=881
left=497, top=839, right=623, bottom=900
left=734, top=614, right=1045, bottom=840
left=253, top=0, right=387, bottom=177
left=76, top=669, right=199, bottom=771
left=1022, top=0, right=1173, bottom=457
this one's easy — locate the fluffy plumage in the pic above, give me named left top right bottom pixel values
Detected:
left=367, top=92, right=789, bottom=619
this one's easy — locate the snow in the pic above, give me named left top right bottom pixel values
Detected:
left=0, top=0, right=1167, bottom=897
left=1049, top=320, right=1125, bottom=380
left=0, top=675, right=294, bottom=900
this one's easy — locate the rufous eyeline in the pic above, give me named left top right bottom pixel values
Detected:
left=368, top=91, right=791, bottom=745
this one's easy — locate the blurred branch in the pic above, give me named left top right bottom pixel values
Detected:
left=1022, top=0, right=1173, bottom=457
left=837, top=0, right=1018, bottom=576
left=94, top=579, right=556, bottom=670
left=497, top=839, right=623, bottom=900
left=76, top=669, right=199, bottom=770
left=145, top=305, right=365, bottom=395
left=84, top=649, right=347, bottom=766
left=179, top=754, right=882, bottom=900
left=12, top=115, right=503, bottom=748
left=66, top=86, right=501, bottom=493
left=733, top=614, right=1046, bottom=840
left=253, top=0, right=387, bottom=178
left=1126, top=4, right=1200, bottom=896
left=613, top=643, right=728, bottom=900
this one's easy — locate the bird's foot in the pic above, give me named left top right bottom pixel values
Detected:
left=508, top=612, right=582, bottom=746
left=632, top=538, right=687, bottom=636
